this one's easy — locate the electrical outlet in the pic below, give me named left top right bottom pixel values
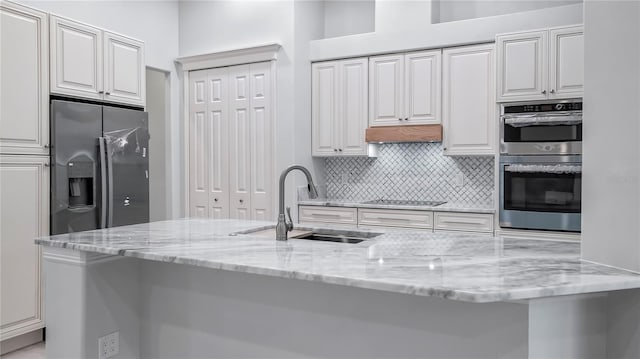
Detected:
left=455, top=173, right=465, bottom=187
left=98, top=332, right=119, bottom=359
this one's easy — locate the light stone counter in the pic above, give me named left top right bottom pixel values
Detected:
left=35, top=218, right=640, bottom=303
left=298, top=199, right=496, bottom=213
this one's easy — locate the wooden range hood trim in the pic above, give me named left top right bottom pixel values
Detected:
left=365, top=124, right=442, bottom=143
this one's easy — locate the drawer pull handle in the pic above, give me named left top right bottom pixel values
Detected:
left=369, top=216, right=411, bottom=222
left=311, top=213, right=344, bottom=218
left=441, top=219, right=485, bottom=225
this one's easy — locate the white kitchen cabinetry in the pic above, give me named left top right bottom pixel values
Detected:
left=433, top=212, right=494, bottom=233
left=369, top=50, right=441, bottom=127
left=104, top=31, right=145, bottom=106
left=0, top=2, right=49, bottom=155
left=312, top=58, right=368, bottom=156
left=298, top=206, right=358, bottom=227
left=442, top=44, right=495, bottom=156
left=189, top=62, right=274, bottom=221
left=0, top=155, right=49, bottom=341
left=358, top=208, right=433, bottom=230
left=497, top=26, right=583, bottom=102
left=50, top=15, right=145, bottom=107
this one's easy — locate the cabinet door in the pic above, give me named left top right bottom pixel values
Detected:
left=339, top=58, right=368, bottom=156
left=496, top=31, right=547, bottom=102
left=50, top=16, right=103, bottom=100
left=188, top=70, right=210, bottom=218
left=0, top=2, right=49, bottom=155
left=0, top=155, right=48, bottom=340
left=228, top=65, right=252, bottom=219
left=249, top=62, right=273, bottom=221
left=311, top=62, right=339, bottom=156
left=369, top=54, right=404, bottom=126
left=404, top=50, right=441, bottom=124
left=549, top=26, right=584, bottom=99
left=206, top=67, right=230, bottom=219
left=443, top=44, right=495, bottom=156
left=104, top=31, right=145, bottom=106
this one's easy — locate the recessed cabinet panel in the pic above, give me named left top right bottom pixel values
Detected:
left=0, top=155, right=48, bottom=340
left=0, top=2, right=48, bottom=155
left=404, top=50, right=441, bottom=124
left=340, top=59, right=368, bottom=156
left=104, top=32, right=145, bottom=106
left=550, top=26, right=584, bottom=99
left=51, top=16, right=103, bottom=100
left=369, top=55, right=403, bottom=126
left=443, top=44, right=495, bottom=156
left=229, top=65, right=252, bottom=217
left=497, top=31, right=547, bottom=101
left=311, top=62, right=338, bottom=156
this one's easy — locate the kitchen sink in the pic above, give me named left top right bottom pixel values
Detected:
left=236, top=226, right=382, bottom=243
left=293, top=233, right=366, bottom=244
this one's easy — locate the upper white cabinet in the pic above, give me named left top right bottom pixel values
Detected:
left=369, top=50, right=441, bottom=127
left=0, top=1, right=49, bottom=155
left=497, top=25, right=583, bottom=102
left=443, top=43, right=495, bottom=156
left=104, top=31, right=145, bottom=105
left=312, top=58, right=368, bottom=156
left=549, top=26, right=584, bottom=99
left=51, top=15, right=145, bottom=107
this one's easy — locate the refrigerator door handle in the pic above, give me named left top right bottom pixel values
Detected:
left=99, top=137, right=108, bottom=228
left=105, top=140, right=115, bottom=228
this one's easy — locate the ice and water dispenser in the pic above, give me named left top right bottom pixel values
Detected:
left=66, top=154, right=96, bottom=208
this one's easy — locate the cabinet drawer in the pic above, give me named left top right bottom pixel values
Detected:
left=298, top=206, right=357, bottom=226
left=434, top=212, right=494, bottom=233
left=358, top=208, right=433, bottom=229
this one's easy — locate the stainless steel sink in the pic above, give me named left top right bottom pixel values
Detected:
left=294, top=233, right=366, bottom=244
left=236, top=226, right=382, bottom=243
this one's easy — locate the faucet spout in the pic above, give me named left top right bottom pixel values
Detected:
left=276, top=165, right=318, bottom=241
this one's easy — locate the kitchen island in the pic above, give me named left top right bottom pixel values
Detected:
left=37, top=219, right=640, bottom=358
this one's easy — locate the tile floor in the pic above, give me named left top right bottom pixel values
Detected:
left=1, top=343, right=44, bottom=359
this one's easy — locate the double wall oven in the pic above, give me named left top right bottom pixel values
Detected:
left=499, top=101, right=582, bottom=232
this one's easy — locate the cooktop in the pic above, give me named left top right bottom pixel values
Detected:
left=361, top=199, right=447, bottom=207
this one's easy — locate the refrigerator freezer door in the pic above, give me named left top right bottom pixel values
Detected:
left=51, top=100, right=103, bottom=235
left=103, top=106, right=150, bottom=227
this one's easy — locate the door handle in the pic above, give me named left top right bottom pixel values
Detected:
left=98, top=137, right=108, bottom=229
left=105, top=139, right=115, bottom=228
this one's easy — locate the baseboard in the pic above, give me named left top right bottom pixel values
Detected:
left=0, top=329, right=43, bottom=356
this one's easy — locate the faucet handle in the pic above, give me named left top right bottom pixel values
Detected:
left=285, top=206, right=294, bottom=232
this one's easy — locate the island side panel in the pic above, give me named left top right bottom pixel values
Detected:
left=138, top=260, right=529, bottom=359
left=43, top=247, right=141, bottom=359
left=606, top=289, right=640, bottom=359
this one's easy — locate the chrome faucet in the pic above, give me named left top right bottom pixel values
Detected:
left=276, top=165, right=319, bottom=241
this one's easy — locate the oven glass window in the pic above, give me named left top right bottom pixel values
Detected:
left=504, top=169, right=581, bottom=213
left=504, top=123, right=582, bottom=142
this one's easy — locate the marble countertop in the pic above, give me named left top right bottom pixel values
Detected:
left=35, top=219, right=640, bottom=303
left=298, top=199, right=495, bottom=214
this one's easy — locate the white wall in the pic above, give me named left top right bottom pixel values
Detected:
left=581, top=0, right=640, bottom=273
left=433, top=0, right=582, bottom=23
left=19, top=0, right=184, bottom=218
left=323, top=0, right=374, bottom=38
left=146, top=68, right=170, bottom=222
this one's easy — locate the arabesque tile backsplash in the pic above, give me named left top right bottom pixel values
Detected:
left=325, top=143, right=494, bottom=205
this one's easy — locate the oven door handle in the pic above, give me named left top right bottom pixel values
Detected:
left=504, top=164, right=582, bottom=174
left=502, top=112, right=582, bottom=127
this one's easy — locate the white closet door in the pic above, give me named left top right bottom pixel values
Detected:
left=207, top=68, right=230, bottom=219
left=188, top=69, right=209, bottom=218
left=228, top=65, right=252, bottom=219
left=249, top=62, right=274, bottom=221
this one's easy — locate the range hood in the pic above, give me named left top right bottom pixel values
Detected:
left=365, top=124, right=442, bottom=143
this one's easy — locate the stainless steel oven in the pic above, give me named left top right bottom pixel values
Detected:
left=499, top=155, right=582, bottom=232
left=500, top=100, right=582, bottom=155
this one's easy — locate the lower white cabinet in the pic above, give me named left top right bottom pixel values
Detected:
left=433, top=212, right=494, bottom=233
left=0, top=155, right=48, bottom=341
left=442, top=43, right=495, bottom=156
left=298, top=206, right=358, bottom=227
left=358, top=208, right=433, bottom=230
left=298, top=205, right=494, bottom=234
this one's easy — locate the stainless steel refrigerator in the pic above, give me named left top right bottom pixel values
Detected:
left=51, top=100, right=150, bottom=235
